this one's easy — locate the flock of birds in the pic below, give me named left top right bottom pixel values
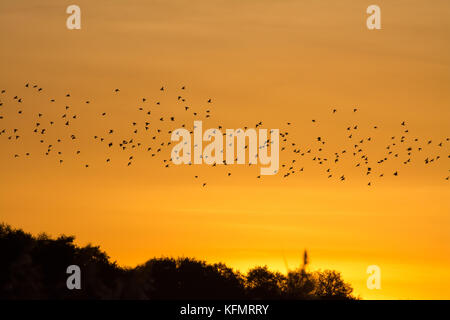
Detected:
left=0, top=82, right=449, bottom=187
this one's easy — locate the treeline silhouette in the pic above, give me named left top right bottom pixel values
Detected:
left=0, top=223, right=355, bottom=300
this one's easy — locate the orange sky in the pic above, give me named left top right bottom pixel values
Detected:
left=0, top=0, right=449, bottom=299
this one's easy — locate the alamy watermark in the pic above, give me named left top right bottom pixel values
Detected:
left=66, top=5, right=81, bottom=30
left=66, top=265, right=81, bottom=290
left=66, top=5, right=382, bottom=31
left=366, top=5, right=381, bottom=30
left=170, top=121, right=280, bottom=175
left=366, top=265, right=381, bottom=290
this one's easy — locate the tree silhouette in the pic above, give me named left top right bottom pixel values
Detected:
left=246, top=266, right=285, bottom=299
left=312, top=270, right=354, bottom=299
left=0, top=223, right=355, bottom=300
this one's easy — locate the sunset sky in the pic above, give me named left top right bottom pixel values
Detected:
left=1, top=0, right=449, bottom=299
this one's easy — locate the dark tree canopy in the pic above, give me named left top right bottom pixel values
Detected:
left=0, top=223, right=355, bottom=300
